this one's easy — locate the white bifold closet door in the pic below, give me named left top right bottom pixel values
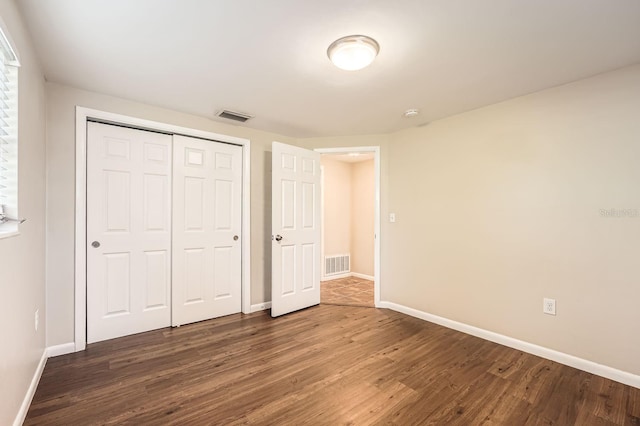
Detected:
left=172, top=135, right=242, bottom=326
left=87, top=122, right=172, bottom=344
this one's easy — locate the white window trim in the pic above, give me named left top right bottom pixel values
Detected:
left=0, top=22, right=20, bottom=239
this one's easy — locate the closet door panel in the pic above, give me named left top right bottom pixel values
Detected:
left=172, top=135, right=242, bottom=326
left=87, top=122, right=172, bottom=343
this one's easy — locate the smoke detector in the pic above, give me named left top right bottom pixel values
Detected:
left=216, top=109, right=253, bottom=123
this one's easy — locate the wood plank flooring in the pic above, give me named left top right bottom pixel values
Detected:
left=26, top=305, right=640, bottom=425
left=321, top=276, right=374, bottom=307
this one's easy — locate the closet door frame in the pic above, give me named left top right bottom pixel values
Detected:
left=74, top=107, right=251, bottom=352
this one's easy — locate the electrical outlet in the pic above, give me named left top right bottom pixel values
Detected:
left=35, top=309, right=39, bottom=331
left=543, top=298, right=556, bottom=316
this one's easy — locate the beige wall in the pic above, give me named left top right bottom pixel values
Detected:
left=321, top=157, right=352, bottom=256
left=298, top=66, right=640, bottom=376
left=45, top=82, right=296, bottom=346
left=385, top=64, right=640, bottom=375
left=0, top=0, right=47, bottom=424
left=321, top=156, right=375, bottom=277
left=351, top=159, right=374, bottom=277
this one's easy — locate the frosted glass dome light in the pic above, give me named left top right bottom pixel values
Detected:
left=327, top=35, right=380, bottom=71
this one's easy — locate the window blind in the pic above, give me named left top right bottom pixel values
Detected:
left=0, top=27, right=18, bottom=223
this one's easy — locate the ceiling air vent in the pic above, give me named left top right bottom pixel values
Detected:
left=216, top=109, right=253, bottom=123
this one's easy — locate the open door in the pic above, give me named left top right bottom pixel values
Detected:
left=271, top=142, right=321, bottom=317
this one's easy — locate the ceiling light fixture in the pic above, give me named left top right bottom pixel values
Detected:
left=327, top=35, right=379, bottom=71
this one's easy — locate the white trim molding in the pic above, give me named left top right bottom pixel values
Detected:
left=250, top=302, right=272, bottom=313
left=320, top=272, right=375, bottom=282
left=74, top=107, right=251, bottom=352
left=314, top=146, right=381, bottom=308
left=47, top=342, right=76, bottom=358
left=14, top=349, right=47, bottom=426
left=379, top=301, right=640, bottom=389
left=320, top=272, right=352, bottom=282
left=351, top=272, right=375, bottom=281
left=0, top=230, right=19, bottom=240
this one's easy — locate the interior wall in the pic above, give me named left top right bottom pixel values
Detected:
left=386, top=64, right=640, bottom=376
left=351, top=159, right=374, bottom=277
left=45, top=82, right=296, bottom=347
left=0, top=0, right=47, bottom=424
left=321, top=157, right=352, bottom=257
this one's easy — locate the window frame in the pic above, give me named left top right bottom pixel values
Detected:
left=0, top=24, right=20, bottom=239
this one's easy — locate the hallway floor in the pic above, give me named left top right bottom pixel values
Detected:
left=321, top=276, right=374, bottom=307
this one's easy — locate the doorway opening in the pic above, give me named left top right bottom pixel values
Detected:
left=316, top=147, right=380, bottom=308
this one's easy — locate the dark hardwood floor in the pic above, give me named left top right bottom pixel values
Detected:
left=321, top=276, right=374, bottom=307
left=26, top=305, right=640, bottom=425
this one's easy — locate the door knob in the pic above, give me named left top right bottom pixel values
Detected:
left=233, top=235, right=239, bottom=241
left=275, top=235, right=283, bottom=242
left=91, top=241, right=100, bottom=248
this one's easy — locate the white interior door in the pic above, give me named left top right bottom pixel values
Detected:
left=271, top=142, right=321, bottom=317
left=87, top=122, right=172, bottom=343
left=172, top=135, right=242, bottom=326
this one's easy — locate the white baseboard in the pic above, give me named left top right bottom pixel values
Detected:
left=47, top=342, right=76, bottom=357
left=379, top=301, right=640, bottom=389
left=250, top=302, right=272, bottom=313
left=321, top=272, right=374, bottom=282
left=14, top=349, right=47, bottom=426
left=321, top=272, right=351, bottom=281
left=320, top=272, right=375, bottom=282
left=351, top=272, right=374, bottom=281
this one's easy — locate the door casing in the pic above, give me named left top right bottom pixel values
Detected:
left=74, top=107, right=251, bottom=352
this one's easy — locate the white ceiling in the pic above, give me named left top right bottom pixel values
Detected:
left=17, top=0, right=640, bottom=138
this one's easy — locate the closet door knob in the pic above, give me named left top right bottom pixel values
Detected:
left=91, top=241, right=101, bottom=248
left=233, top=235, right=239, bottom=241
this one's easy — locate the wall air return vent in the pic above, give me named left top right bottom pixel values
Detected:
left=216, top=110, right=253, bottom=123
left=325, top=254, right=350, bottom=276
